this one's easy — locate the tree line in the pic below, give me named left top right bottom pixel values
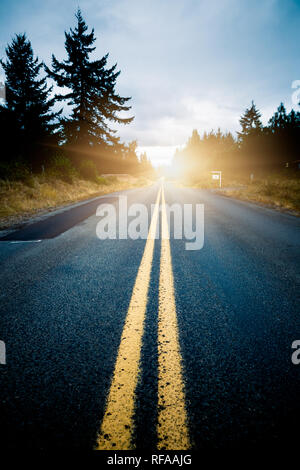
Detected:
left=174, top=101, right=300, bottom=179
left=0, top=9, right=154, bottom=180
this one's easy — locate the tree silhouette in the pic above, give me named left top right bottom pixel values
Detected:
left=173, top=128, right=238, bottom=179
left=0, top=34, right=60, bottom=168
left=268, top=102, right=288, bottom=131
left=139, top=151, right=154, bottom=175
left=45, top=9, right=134, bottom=162
left=266, top=103, right=300, bottom=167
left=238, top=101, right=262, bottom=140
left=237, top=101, right=265, bottom=169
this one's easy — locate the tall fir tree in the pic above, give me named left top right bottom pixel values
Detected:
left=45, top=9, right=134, bottom=161
left=238, top=101, right=262, bottom=140
left=268, top=103, right=289, bottom=131
left=237, top=101, right=264, bottom=169
left=266, top=103, right=300, bottom=166
left=268, top=103, right=300, bottom=132
left=139, top=151, right=154, bottom=176
left=0, top=33, right=60, bottom=168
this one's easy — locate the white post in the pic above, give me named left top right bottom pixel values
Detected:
left=211, top=171, right=222, bottom=188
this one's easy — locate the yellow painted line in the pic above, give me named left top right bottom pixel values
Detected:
left=96, top=187, right=161, bottom=450
left=157, top=185, right=190, bottom=450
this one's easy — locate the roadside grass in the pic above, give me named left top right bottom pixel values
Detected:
left=180, top=171, right=300, bottom=215
left=0, top=174, right=152, bottom=229
left=220, top=174, right=300, bottom=214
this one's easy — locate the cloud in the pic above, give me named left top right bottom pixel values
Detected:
left=1, top=0, right=300, bottom=165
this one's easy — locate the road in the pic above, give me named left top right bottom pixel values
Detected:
left=0, top=182, right=299, bottom=450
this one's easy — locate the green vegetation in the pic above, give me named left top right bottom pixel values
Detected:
left=0, top=9, right=155, bottom=184
left=0, top=10, right=156, bottom=228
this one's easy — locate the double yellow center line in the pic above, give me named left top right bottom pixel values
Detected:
left=96, top=184, right=190, bottom=450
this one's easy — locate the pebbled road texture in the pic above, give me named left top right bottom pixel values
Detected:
left=0, top=183, right=299, bottom=450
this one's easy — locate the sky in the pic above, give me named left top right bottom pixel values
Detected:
left=1, top=0, right=300, bottom=166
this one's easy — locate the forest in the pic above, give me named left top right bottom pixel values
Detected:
left=0, top=9, right=154, bottom=183
left=174, top=101, right=300, bottom=180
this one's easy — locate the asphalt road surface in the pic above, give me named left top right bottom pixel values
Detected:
left=0, top=182, right=299, bottom=450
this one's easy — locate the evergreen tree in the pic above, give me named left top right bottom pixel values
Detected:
left=45, top=9, right=134, bottom=160
left=0, top=33, right=60, bottom=167
left=238, top=101, right=262, bottom=140
left=187, top=129, right=201, bottom=149
left=268, top=103, right=289, bottom=131
left=139, top=151, right=154, bottom=175
left=237, top=101, right=264, bottom=169
left=266, top=103, right=300, bottom=166
left=287, top=109, right=300, bottom=128
left=124, top=140, right=139, bottom=173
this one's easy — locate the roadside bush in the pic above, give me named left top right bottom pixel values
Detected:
left=105, top=175, right=119, bottom=183
left=0, top=161, right=31, bottom=182
left=24, top=175, right=36, bottom=188
left=96, top=176, right=109, bottom=185
left=48, top=154, right=77, bottom=183
left=78, top=160, right=98, bottom=181
left=259, top=180, right=275, bottom=196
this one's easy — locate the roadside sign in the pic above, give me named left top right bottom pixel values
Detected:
left=211, top=171, right=222, bottom=188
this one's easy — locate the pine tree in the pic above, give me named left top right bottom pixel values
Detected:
left=124, top=140, right=139, bottom=174
left=187, top=129, right=201, bottom=149
left=45, top=9, right=134, bottom=160
left=268, top=103, right=289, bottom=131
left=266, top=103, right=300, bottom=166
left=139, top=151, right=154, bottom=175
left=287, top=109, right=300, bottom=128
left=0, top=33, right=60, bottom=167
left=238, top=101, right=262, bottom=140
